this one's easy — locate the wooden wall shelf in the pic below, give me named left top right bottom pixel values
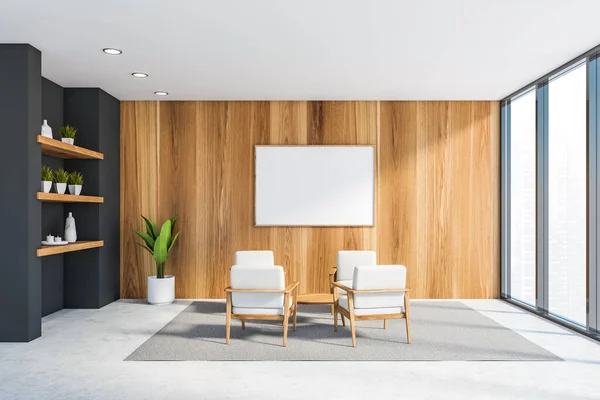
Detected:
left=37, top=240, right=104, bottom=257
left=37, top=135, right=104, bottom=160
left=37, top=192, right=104, bottom=203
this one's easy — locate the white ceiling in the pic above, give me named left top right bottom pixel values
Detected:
left=1, top=0, right=599, bottom=101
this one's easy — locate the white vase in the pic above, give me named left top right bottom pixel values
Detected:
left=64, top=212, right=77, bottom=243
left=41, top=120, right=53, bottom=138
left=41, top=181, right=52, bottom=193
left=68, top=184, right=82, bottom=195
left=55, top=182, right=67, bottom=194
left=61, top=138, right=74, bottom=145
left=147, top=276, right=175, bottom=305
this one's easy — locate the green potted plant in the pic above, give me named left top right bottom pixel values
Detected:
left=68, top=171, right=83, bottom=195
left=53, top=168, right=69, bottom=194
left=41, top=165, right=53, bottom=193
left=135, top=216, right=180, bottom=304
left=59, top=125, right=77, bottom=145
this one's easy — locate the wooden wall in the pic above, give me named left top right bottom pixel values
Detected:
left=120, top=101, right=500, bottom=299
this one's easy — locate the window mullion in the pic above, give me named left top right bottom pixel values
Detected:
left=537, top=84, right=549, bottom=313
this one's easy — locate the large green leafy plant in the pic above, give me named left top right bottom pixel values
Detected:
left=135, top=216, right=180, bottom=279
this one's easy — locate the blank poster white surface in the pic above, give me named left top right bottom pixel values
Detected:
left=255, top=146, right=375, bottom=226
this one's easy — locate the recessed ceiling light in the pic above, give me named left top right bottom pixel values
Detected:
left=132, top=72, right=148, bottom=78
left=154, top=91, right=169, bottom=96
left=103, top=48, right=122, bottom=55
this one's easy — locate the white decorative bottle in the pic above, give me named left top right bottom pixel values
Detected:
left=65, top=212, right=77, bottom=243
left=41, top=120, right=53, bottom=138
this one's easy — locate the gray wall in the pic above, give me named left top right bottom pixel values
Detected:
left=0, top=44, right=121, bottom=341
left=63, top=89, right=120, bottom=308
left=0, top=44, right=42, bottom=342
left=41, top=78, right=65, bottom=317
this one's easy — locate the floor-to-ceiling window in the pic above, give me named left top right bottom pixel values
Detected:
left=547, top=63, right=587, bottom=326
left=502, top=48, right=600, bottom=336
left=509, top=89, right=537, bottom=306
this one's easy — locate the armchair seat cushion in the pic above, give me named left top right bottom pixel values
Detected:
left=233, top=300, right=293, bottom=316
left=336, top=280, right=353, bottom=295
left=338, top=297, right=403, bottom=316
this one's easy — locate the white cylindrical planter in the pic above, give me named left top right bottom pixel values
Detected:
left=42, top=181, right=52, bottom=193
left=148, top=276, right=175, bottom=305
left=61, top=138, right=74, bottom=145
left=55, top=182, right=67, bottom=194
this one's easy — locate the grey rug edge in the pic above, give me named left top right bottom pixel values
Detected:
left=125, top=301, right=564, bottom=362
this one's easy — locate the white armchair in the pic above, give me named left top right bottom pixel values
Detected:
left=333, top=265, right=411, bottom=347
left=329, top=251, right=377, bottom=321
left=225, top=264, right=298, bottom=347
left=331, top=251, right=377, bottom=294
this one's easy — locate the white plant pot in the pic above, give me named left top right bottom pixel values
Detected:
left=61, top=138, right=74, bottom=145
left=55, top=182, right=67, bottom=194
left=42, top=181, right=52, bottom=193
left=68, top=184, right=82, bottom=195
left=148, top=276, right=175, bottom=305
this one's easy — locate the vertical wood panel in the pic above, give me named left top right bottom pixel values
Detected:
left=378, top=102, right=420, bottom=294
left=120, top=101, right=159, bottom=298
left=121, top=100, right=499, bottom=299
left=378, top=101, right=499, bottom=298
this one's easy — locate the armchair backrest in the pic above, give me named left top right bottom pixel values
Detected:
left=230, top=265, right=285, bottom=309
left=337, top=251, right=377, bottom=281
left=234, top=250, right=275, bottom=266
left=352, top=265, right=406, bottom=309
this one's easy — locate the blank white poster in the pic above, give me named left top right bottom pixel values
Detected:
left=255, top=146, right=375, bottom=226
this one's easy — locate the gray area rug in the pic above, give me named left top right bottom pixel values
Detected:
left=126, top=301, right=562, bottom=361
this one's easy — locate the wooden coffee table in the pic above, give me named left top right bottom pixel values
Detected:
left=297, top=293, right=334, bottom=305
left=297, top=293, right=335, bottom=314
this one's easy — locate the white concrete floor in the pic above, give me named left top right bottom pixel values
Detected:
left=1, top=299, right=600, bottom=399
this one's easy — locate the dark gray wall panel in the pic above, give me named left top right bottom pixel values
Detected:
left=0, top=44, right=42, bottom=342
left=99, top=90, right=120, bottom=306
left=63, top=89, right=101, bottom=308
left=63, top=88, right=120, bottom=308
left=41, top=77, right=65, bottom=317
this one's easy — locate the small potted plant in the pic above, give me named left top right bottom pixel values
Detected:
left=54, top=168, right=69, bottom=194
left=68, top=171, right=83, bottom=195
left=135, top=216, right=180, bottom=304
left=60, top=125, right=77, bottom=145
left=41, top=165, right=53, bottom=193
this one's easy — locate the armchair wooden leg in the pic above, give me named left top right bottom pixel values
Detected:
left=383, top=319, right=387, bottom=330
left=293, top=305, right=297, bottom=331
left=404, top=292, right=411, bottom=344
left=283, top=293, right=290, bottom=347
left=348, top=293, right=357, bottom=347
left=341, top=314, right=345, bottom=327
left=226, top=292, right=232, bottom=344
left=283, top=317, right=289, bottom=347
left=241, top=320, right=245, bottom=330
left=334, top=305, right=338, bottom=332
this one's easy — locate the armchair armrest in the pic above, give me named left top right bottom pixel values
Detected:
left=352, top=288, right=412, bottom=293
left=225, top=286, right=290, bottom=293
left=331, top=282, right=412, bottom=294
left=284, top=282, right=299, bottom=293
left=332, top=281, right=353, bottom=293
left=328, top=268, right=337, bottom=277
